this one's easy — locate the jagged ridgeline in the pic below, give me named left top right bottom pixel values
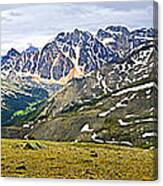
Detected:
left=1, top=26, right=158, bottom=148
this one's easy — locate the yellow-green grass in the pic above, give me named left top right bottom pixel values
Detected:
left=1, top=139, right=157, bottom=180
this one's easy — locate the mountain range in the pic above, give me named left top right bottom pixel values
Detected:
left=1, top=25, right=158, bottom=148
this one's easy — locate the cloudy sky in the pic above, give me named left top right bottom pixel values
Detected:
left=1, top=1, right=154, bottom=55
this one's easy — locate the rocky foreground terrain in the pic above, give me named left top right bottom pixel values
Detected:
left=1, top=139, right=157, bottom=180
left=1, top=26, right=158, bottom=149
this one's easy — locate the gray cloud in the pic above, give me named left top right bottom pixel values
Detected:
left=9, top=11, right=22, bottom=17
left=1, top=1, right=154, bottom=54
left=1, top=16, right=12, bottom=22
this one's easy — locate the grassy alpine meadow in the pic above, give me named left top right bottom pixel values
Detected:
left=1, top=139, right=157, bottom=180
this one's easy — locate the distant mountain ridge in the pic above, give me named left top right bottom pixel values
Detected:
left=1, top=26, right=157, bottom=86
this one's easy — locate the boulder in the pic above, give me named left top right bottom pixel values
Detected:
left=23, top=142, right=46, bottom=150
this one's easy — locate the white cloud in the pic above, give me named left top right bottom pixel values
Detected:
left=1, top=2, right=153, bottom=55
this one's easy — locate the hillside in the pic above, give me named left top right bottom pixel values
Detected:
left=1, top=26, right=158, bottom=149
